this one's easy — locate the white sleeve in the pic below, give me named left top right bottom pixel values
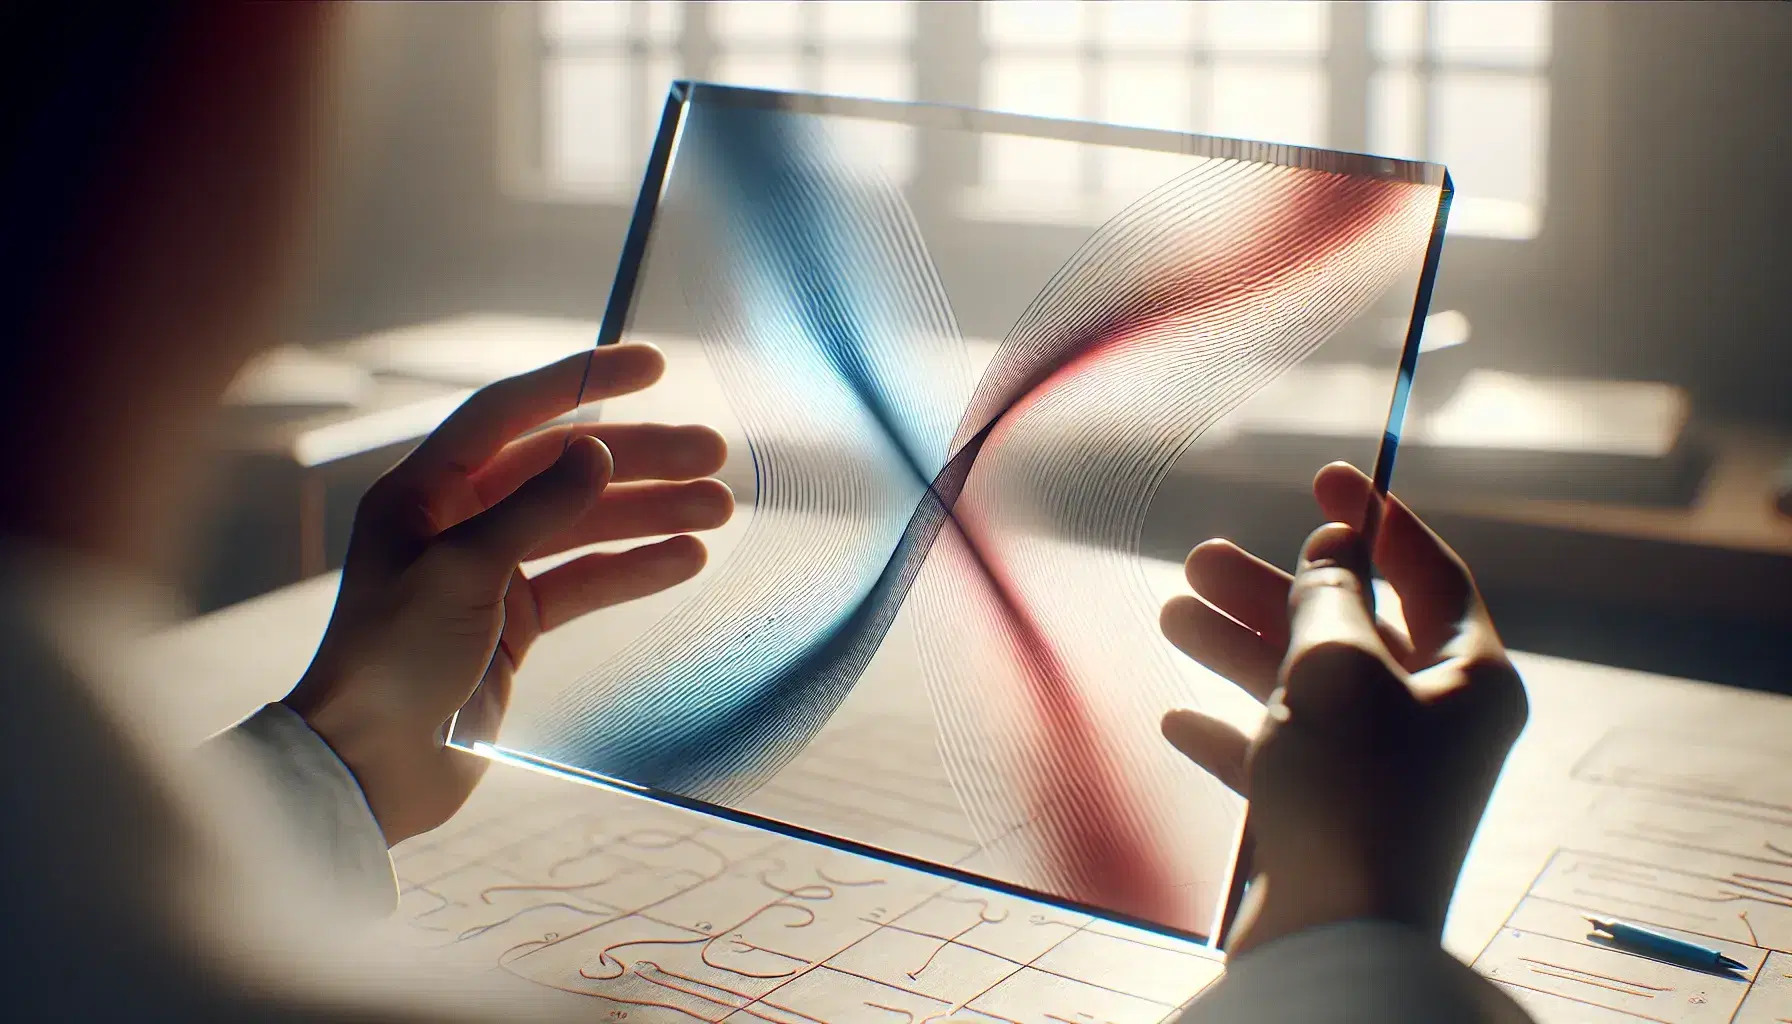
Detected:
left=200, top=703, right=399, bottom=918
left=1182, top=920, right=1534, bottom=1024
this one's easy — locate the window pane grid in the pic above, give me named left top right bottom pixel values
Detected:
left=526, top=1, right=1550, bottom=239
left=974, top=2, right=1333, bottom=217
left=1365, top=1, right=1551, bottom=238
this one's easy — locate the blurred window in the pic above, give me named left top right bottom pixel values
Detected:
left=531, top=0, right=915, bottom=200
left=537, top=1, right=685, bottom=200
left=524, top=1, right=1550, bottom=238
left=973, top=0, right=1329, bottom=223
left=972, top=0, right=1550, bottom=237
left=1370, top=1, right=1551, bottom=239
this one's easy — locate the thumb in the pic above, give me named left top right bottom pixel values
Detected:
left=1277, top=522, right=1407, bottom=727
left=425, top=435, right=611, bottom=601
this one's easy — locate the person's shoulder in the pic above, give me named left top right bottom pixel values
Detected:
left=0, top=548, right=235, bottom=1013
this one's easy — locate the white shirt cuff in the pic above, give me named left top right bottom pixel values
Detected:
left=203, top=703, right=398, bottom=918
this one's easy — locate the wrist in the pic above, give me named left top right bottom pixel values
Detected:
left=1225, top=867, right=1381, bottom=956
left=281, top=687, right=404, bottom=845
left=1227, top=858, right=1448, bottom=957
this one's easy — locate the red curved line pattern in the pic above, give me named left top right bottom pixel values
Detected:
left=923, top=164, right=1442, bottom=928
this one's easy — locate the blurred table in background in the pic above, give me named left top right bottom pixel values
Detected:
left=191, top=314, right=1792, bottom=690
left=190, top=316, right=606, bottom=610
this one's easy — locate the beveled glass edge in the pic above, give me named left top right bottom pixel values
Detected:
left=676, top=80, right=1448, bottom=187
left=467, top=739, right=1219, bottom=951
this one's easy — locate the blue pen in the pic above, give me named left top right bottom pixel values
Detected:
left=1586, top=917, right=1748, bottom=972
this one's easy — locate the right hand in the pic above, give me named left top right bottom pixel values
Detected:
left=1158, top=462, right=1527, bottom=955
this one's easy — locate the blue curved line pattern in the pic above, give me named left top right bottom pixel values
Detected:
left=530, top=102, right=973, bottom=798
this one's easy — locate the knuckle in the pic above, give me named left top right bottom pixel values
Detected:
left=1288, top=638, right=1385, bottom=682
left=1462, top=655, right=1529, bottom=738
left=419, top=534, right=492, bottom=592
left=1290, top=565, right=1364, bottom=600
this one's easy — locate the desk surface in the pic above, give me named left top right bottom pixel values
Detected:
left=184, top=314, right=1792, bottom=1019
left=139, top=548, right=1792, bottom=1023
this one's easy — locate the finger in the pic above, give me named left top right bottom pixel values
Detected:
left=1162, top=708, right=1252, bottom=795
left=1278, top=522, right=1410, bottom=728
left=473, top=422, right=729, bottom=506
left=403, top=344, right=665, bottom=482
left=1183, top=537, right=1417, bottom=673
left=425, top=436, right=611, bottom=603
left=529, top=534, right=708, bottom=630
left=1161, top=595, right=1283, bottom=702
left=526, top=479, right=735, bottom=559
left=1186, top=539, right=1293, bottom=648
left=1312, top=462, right=1486, bottom=655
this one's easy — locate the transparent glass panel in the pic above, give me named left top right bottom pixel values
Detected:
left=458, top=82, right=1451, bottom=949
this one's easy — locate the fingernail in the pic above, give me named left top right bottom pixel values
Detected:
left=561, top=435, right=610, bottom=482
left=1297, top=522, right=1374, bottom=594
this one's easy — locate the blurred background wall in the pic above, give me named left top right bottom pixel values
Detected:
left=295, top=1, right=1792, bottom=416
left=197, top=1, right=1792, bottom=689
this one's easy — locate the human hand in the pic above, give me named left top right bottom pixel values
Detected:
left=1158, top=462, right=1526, bottom=955
left=282, top=344, right=734, bottom=845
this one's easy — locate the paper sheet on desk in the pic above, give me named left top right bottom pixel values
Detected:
left=380, top=754, right=1225, bottom=1024
left=386, top=646, right=1792, bottom=1024
left=131, top=516, right=1792, bottom=1023
left=1448, top=660, right=1792, bottom=1023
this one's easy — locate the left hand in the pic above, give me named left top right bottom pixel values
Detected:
left=282, top=344, right=734, bottom=845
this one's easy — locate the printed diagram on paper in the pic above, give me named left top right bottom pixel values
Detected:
left=1472, top=729, right=1792, bottom=1023
left=386, top=721, right=1223, bottom=1024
